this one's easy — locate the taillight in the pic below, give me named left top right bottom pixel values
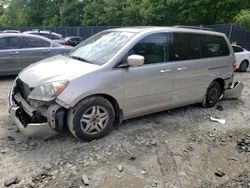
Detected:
left=232, top=61, right=237, bottom=71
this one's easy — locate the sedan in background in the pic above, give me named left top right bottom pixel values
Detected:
left=0, top=33, right=72, bottom=76
left=232, top=45, right=250, bottom=72
left=64, top=36, right=83, bottom=47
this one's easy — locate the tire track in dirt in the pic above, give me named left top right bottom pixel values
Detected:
left=157, top=142, right=181, bottom=188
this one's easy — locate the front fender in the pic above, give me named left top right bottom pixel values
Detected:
left=57, top=69, right=124, bottom=109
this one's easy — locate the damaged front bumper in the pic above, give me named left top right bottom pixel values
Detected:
left=8, top=79, right=66, bottom=138
left=10, top=107, right=58, bottom=138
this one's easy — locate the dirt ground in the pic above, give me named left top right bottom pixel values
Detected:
left=0, top=72, right=249, bottom=188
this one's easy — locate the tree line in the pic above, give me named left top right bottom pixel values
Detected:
left=0, top=0, right=249, bottom=31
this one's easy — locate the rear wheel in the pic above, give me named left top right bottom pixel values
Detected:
left=202, top=81, right=222, bottom=108
left=238, top=60, right=249, bottom=72
left=67, top=96, right=115, bottom=141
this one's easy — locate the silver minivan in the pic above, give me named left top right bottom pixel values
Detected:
left=8, top=27, right=242, bottom=140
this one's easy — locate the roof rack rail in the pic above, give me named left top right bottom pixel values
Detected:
left=174, top=25, right=212, bottom=31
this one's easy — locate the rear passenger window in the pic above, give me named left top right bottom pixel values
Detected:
left=170, top=33, right=200, bottom=61
left=38, top=33, right=52, bottom=39
left=52, top=34, right=60, bottom=40
left=21, top=37, right=50, bottom=48
left=129, top=33, right=169, bottom=65
left=0, top=37, right=19, bottom=50
left=232, top=46, right=244, bottom=53
left=200, top=35, right=229, bottom=57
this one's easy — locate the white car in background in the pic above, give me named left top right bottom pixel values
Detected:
left=232, top=45, right=250, bottom=72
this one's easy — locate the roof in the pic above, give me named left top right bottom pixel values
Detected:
left=0, top=33, right=60, bottom=44
left=23, top=30, right=63, bottom=37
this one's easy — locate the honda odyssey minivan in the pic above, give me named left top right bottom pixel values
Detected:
left=8, top=27, right=242, bottom=140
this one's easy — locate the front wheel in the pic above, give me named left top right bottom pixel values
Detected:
left=202, top=81, right=222, bottom=108
left=67, top=96, right=115, bottom=141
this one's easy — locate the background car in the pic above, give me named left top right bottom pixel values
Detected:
left=23, top=30, right=66, bottom=44
left=64, top=36, right=83, bottom=47
left=1, top=30, right=21, bottom=33
left=232, top=45, right=250, bottom=72
left=0, top=33, right=72, bottom=76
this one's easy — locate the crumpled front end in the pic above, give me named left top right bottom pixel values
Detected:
left=8, top=78, right=66, bottom=138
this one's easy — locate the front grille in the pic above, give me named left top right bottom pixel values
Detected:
left=16, top=79, right=33, bottom=100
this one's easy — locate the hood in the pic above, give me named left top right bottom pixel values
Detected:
left=19, top=55, right=100, bottom=87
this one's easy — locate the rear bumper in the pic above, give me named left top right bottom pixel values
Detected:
left=223, top=81, right=244, bottom=99
left=10, top=107, right=58, bottom=138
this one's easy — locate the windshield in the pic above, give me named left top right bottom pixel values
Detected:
left=67, top=31, right=135, bottom=65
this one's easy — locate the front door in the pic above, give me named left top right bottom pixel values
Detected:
left=123, top=33, right=175, bottom=118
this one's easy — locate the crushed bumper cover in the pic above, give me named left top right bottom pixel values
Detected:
left=223, top=81, right=244, bottom=100
left=10, top=107, right=59, bottom=139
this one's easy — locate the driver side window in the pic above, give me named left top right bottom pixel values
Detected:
left=128, top=33, right=169, bottom=65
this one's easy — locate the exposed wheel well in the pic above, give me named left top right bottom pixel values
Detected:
left=213, top=78, right=225, bottom=91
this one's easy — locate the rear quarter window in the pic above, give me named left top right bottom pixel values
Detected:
left=232, top=46, right=244, bottom=53
left=200, top=35, right=230, bottom=58
left=52, top=34, right=61, bottom=40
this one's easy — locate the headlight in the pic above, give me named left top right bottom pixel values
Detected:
left=28, top=80, right=69, bottom=101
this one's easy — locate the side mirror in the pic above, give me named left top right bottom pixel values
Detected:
left=127, top=55, right=144, bottom=67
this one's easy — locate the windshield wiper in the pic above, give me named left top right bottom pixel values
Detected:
left=69, top=55, right=93, bottom=64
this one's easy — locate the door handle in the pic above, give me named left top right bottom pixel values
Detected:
left=177, top=67, right=187, bottom=71
left=160, top=69, right=171, bottom=73
left=43, top=49, right=50, bottom=53
left=9, top=51, right=19, bottom=55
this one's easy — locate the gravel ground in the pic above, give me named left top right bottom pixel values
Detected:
left=0, top=72, right=249, bottom=188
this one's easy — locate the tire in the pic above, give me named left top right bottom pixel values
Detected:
left=67, top=96, right=115, bottom=141
left=202, top=81, right=222, bottom=108
left=238, top=60, right=249, bottom=72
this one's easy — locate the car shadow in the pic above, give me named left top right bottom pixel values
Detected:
left=0, top=75, right=17, bottom=81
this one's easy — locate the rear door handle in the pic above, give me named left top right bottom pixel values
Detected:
left=160, top=69, right=171, bottom=73
left=177, top=67, right=187, bottom=71
left=43, top=49, right=51, bottom=53
left=9, top=51, right=19, bottom=55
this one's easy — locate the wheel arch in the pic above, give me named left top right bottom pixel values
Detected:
left=241, top=59, right=249, bottom=67
left=212, top=78, right=225, bottom=91
left=72, top=93, right=123, bottom=127
left=241, top=59, right=249, bottom=64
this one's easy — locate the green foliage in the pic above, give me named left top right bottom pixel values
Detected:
left=4, top=0, right=27, bottom=26
left=122, top=0, right=142, bottom=25
left=82, top=0, right=106, bottom=25
left=0, top=0, right=250, bottom=27
left=235, top=9, right=250, bottom=31
left=59, top=0, right=83, bottom=26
